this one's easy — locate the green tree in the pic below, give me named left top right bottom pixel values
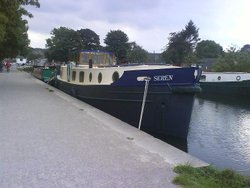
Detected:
left=77, top=28, right=100, bottom=50
left=183, top=53, right=198, bottom=65
left=26, top=47, right=45, bottom=60
left=241, top=44, right=250, bottom=52
left=213, top=48, right=250, bottom=72
left=45, top=27, right=83, bottom=62
left=162, top=20, right=199, bottom=65
left=0, top=0, right=40, bottom=61
left=128, top=42, right=148, bottom=63
left=196, top=40, right=223, bottom=58
left=104, top=30, right=130, bottom=64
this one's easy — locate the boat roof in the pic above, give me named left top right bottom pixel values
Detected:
left=79, top=50, right=113, bottom=54
left=203, top=71, right=249, bottom=74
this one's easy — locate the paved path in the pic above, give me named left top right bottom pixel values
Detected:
left=0, top=71, right=207, bottom=188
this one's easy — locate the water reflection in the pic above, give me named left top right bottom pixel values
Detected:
left=188, top=96, right=250, bottom=175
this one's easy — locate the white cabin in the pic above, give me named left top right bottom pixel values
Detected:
left=200, top=72, right=250, bottom=82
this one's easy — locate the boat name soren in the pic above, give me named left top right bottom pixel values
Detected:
left=153, top=75, right=174, bottom=81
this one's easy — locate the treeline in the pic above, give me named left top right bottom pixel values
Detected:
left=45, top=28, right=148, bottom=64
left=161, top=20, right=250, bottom=72
left=44, top=21, right=250, bottom=72
left=213, top=46, right=250, bottom=72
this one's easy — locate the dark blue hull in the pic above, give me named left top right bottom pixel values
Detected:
left=55, top=79, right=200, bottom=139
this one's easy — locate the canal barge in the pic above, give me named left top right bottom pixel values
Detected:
left=55, top=51, right=202, bottom=139
left=32, top=66, right=57, bottom=83
left=200, top=72, right=250, bottom=98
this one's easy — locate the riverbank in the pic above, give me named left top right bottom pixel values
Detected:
left=0, top=71, right=207, bottom=187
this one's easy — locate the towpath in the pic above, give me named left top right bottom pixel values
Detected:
left=0, top=71, right=207, bottom=188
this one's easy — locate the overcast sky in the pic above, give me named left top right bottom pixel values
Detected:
left=26, top=0, right=250, bottom=53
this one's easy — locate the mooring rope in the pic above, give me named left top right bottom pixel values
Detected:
left=138, top=77, right=151, bottom=130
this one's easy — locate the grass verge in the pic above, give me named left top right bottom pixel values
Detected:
left=173, top=164, right=250, bottom=188
left=18, top=66, right=34, bottom=72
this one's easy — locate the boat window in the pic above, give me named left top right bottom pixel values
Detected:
left=200, top=75, right=206, bottom=81
left=98, top=72, right=102, bottom=83
left=236, top=76, right=241, bottom=81
left=79, top=71, right=84, bottom=82
left=112, top=71, right=119, bottom=82
left=217, top=76, right=221, bottom=80
left=72, top=71, right=76, bottom=81
left=89, top=72, right=92, bottom=82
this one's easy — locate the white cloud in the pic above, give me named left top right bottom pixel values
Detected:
left=27, top=31, right=49, bottom=48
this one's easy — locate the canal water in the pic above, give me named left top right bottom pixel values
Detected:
left=188, top=95, right=250, bottom=175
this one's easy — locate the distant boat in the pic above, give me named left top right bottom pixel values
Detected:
left=16, top=57, right=27, bottom=66
left=199, top=72, right=250, bottom=97
left=32, top=66, right=57, bottom=83
left=55, top=50, right=202, bottom=139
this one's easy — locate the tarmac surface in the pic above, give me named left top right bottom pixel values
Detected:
left=0, top=70, right=207, bottom=188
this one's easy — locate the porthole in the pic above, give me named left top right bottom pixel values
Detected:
left=236, top=76, right=241, bottom=81
left=112, top=71, right=119, bottom=82
left=79, top=71, right=84, bottom=82
left=200, top=75, right=206, bottom=81
left=217, top=76, right=221, bottom=80
left=98, top=72, right=102, bottom=83
left=89, top=72, right=92, bottom=82
left=72, top=71, right=76, bottom=81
